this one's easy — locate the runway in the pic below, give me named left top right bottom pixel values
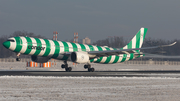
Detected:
left=1, top=70, right=180, bottom=78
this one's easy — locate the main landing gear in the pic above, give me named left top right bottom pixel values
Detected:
left=84, top=64, right=95, bottom=72
left=61, top=61, right=95, bottom=72
left=16, top=53, right=21, bottom=61
left=61, top=61, right=72, bottom=72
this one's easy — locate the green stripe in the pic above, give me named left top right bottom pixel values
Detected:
left=89, top=45, right=95, bottom=62
left=121, top=54, right=127, bottom=62
left=42, top=39, right=51, bottom=57
left=104, top=47, right=111, bottom=63
left=33, top=38, right=42, bottom=56
left=104, top=56, right=112, bottom=64
left=94, top=46, right=103, bottom=63
left=95, top=57, right=103, bottom=63
left=127, top=41, right=132, bottom=49
left=88, top=45, right=94, bottom=51
left=97, top=46, right=103, bottom=51
left=3, top=41, right=10, bottom=49
left=113, top=56, right=119, bottom=63
left=129, top=53, right=134, bottom=60
left=90, top=59, right=94, bottom=62
left=24, top=37, right=32, bottom=54
left=62, top=41, right=69, bottom=60
left=14, top=37, right=22, bottom=52
left=113, top=48, right=117, bottom=50
left=52, top=40, right=60, bottom=58
left=136, top=30, right=141, bottom=52
left=71, top=43, right=78, bottom=51
left=62, top=41, right=69, bottom=52
left=143, top=28, right=148, bottom=40
left=61, top=56, right=69, bottom=60
left=79, top=44, right=86, bottom=51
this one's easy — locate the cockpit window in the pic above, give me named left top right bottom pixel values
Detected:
left=7, top=39, right=15, bottom=42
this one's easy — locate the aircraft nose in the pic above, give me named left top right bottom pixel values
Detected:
left=3, top=41, right=10, bottom=49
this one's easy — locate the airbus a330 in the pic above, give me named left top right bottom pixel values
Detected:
left=3, top=28, right=176, bottom=72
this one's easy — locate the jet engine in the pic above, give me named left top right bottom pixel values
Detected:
left=71, top=52, right=89, bottom=63
left=31, top=55, right=50, bottom=63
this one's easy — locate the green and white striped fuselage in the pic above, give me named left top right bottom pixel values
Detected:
left=5, top=36, right=141, bottom=64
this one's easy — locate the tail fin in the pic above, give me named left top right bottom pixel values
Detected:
left=123, top=27, right=148, bottom=52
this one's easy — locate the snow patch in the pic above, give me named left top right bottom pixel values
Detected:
left=0, top=75, right=180, bottom=79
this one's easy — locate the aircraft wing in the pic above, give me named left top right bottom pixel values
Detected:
left=88, top=42, right=176, bottom=58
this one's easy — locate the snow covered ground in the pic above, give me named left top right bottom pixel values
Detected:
left=1, top=62, right=180, bottom=101
left=0, top=76, right=180, bottom=101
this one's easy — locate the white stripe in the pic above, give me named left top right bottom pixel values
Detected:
left=48, top=40, right=55, bottom=57
left=139, top=28, right=144, bottom=48
left=92, top=46, right=98, bottom=51
left=109, top=55, right=116, bottom=63
left=117, top=54, right=123, bottom=63
left=56, top=41, right=64, bottom=59
left=28, top=38, right=36, bottom=55
left=19, top=37, right=27, bottom=53
left=132, top=36, right=136, bottom=48
left=123, top=45, right=127, bottom=49
left=99, top=47, right=107, bottom=63
left=107, top=47, right=116, bottom=64
left=9, top=38, right=16, bottom=51
left=58, top=41, right=64, bottom=53
left=93, top=58, right=97, bottom=62
left=101, top=47, right=106, bottom=51
left=75, top=43, right=82, bottom=51
left=100, top=57, right=107, bottom=63
left=66, top=42, right=73, bottom=52
left=38, top=39, right=46, bottom=56
left=125, top=54, right=131, bottom=61
left=84, top=44, right=90, bottom=52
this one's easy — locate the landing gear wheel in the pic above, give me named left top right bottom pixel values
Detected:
left=84, top=64, right=95, bottom=72
left=88, top=68, right=95, bottom=72
left=91, top=68, right=94, bottom=72
left=62, top=61, right=72, bottom=72
left=61, top=64, right=68, bottom=68
left=68, top=67, right=72, bottom=71
left=16, top=58, right=21, bottom=61
left=65, top=67, right=72, bottom=72
left=84, top=65, right=90, bottom=69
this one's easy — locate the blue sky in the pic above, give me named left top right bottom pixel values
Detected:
left=0, top=0, right=180, bottom=42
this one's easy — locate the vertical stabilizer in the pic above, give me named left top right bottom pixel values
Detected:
left=123, top=27, right=148, bottom=52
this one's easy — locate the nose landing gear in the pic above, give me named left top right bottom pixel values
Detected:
left=16, top=53, right=21, bottom=61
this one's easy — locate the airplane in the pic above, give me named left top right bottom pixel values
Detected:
left=3, top=28, right=176, bottom=72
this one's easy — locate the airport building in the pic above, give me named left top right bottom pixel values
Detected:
left=83, top=37, right=91, bottom=44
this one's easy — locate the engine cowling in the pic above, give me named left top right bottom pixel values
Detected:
left=71, top=52, right=89, bottom=63
left=31, top=55, right=50, bottom=63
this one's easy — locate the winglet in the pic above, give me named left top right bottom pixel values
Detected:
left=159, top=42, right=176, bottom=48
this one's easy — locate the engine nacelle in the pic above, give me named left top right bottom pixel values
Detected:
left=71, top=52, right=89, bottom=63
left=31, top=56, right=50, bottom=63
